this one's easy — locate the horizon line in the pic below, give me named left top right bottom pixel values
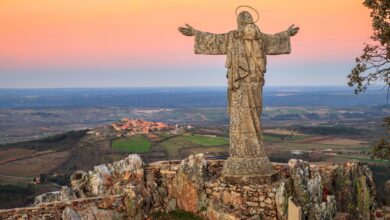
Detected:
left=0, top=85, right=374, bottom=90
left=0, top=85, right=387, bottom=90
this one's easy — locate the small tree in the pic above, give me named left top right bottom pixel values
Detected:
left=371, top=117, right=390, bottom=160
left=348, top=0, right=389, bottom=95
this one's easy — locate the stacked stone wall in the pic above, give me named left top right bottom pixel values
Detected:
left=0, top=154, right=378, bottom=220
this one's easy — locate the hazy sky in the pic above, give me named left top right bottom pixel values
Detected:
left=0, top=0, right=372, bottom=88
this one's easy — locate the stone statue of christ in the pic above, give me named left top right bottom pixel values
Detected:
left=179, top=9, right=299, bottom=177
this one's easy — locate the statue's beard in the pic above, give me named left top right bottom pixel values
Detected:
left=237, top=24, right=261, bottom=40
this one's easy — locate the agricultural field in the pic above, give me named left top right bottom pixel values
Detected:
left=0, top=150, right=70, bottom=177
left=183, top=135, right=228, bottom=146
left=112, top=135, right=151, bottom=153
left=160, top=134, right=228, bottom=159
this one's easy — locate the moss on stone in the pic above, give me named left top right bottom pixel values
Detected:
left=356, top=176, right=371, bottom=219
left=124, top=195, right=136, bottom=217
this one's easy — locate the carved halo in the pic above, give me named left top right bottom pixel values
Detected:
left=235, top=5, right=259, bottom=23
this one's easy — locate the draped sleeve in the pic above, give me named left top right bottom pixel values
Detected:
left=194, top=31, right=229, bottom=55
left=262, top=31, right=291, bottom=55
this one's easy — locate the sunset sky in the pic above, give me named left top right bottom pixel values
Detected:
left=0, top=0, right=372, bottom=88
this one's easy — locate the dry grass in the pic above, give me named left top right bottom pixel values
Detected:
left=0, top=148, right=35, bottom=162
left=263, top=128, right=304, bottom=136
left=294, top=136, right=366, bottom=145
left=0, top=150, right=70, bottom=177
left=180, top=146, right=227, bottom=156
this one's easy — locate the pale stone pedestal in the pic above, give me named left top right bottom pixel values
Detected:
left=221, top=156, right=278, bottom=184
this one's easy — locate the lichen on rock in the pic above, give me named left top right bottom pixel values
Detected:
left=70, top=154, right=144, bottom=197
left=333, top=161, right=376, bottom=218
left=288, top=159, right=337, bottom=219
left=3, top=154, right=378, bottom=220
left=172, top=153, right=208, bottom=214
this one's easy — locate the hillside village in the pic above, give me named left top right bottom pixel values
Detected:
left=111, top=118, right=173, bottom=135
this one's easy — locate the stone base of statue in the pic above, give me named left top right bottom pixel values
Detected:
left=222, top=156, right=279, bottom=184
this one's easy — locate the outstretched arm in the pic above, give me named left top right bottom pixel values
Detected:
left=287, top=24, right=299, bottom=36
left=178, top=23, right=229, bottom=55
left=178, top=24, right=197, bottom=36
left=263, top=24, right=299, bottom=55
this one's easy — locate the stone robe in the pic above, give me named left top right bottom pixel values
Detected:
left=194, top=30, right=291, bottom=175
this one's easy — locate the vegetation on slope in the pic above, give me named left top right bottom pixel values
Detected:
left=183, top=135, right=228, bottom=146
left=112, top=135, right=151, bottom=153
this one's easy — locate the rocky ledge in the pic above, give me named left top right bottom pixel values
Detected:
left=0, top=154, right=378, bottom=220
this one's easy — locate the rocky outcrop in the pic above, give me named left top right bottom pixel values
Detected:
left=288, top=159, right=337, bottom=219
left=70, top=154, right=144, bottom=197
left=34, top=186, right=75, bottom=205
left=35, top=154, right=146, bottom=220
left=332, top=162, right=376, bottom=219
left=62, top=207, right=81, bottom=220
left=172, top=154, right=207, bottom=213
left=0, top=154, right=378, bottom=220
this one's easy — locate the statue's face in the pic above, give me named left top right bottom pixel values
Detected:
left=242, top=24, right=257, bottom=39
left=237, top=11, right=260, bottom=39
left=237, top=11, right=254, bottom=28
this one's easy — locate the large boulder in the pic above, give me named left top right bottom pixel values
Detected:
left=70, top=154, right=144, bottom=197
left=34, top=191, right=61, bottom=206
left=34, top=186, right=76, bottom=205
left=275, top=181, right=289, bottom=220
left=333, top=162, right=376, bottom=219
left=288, top=159, right=337, bottom=220
left=172, top=154, right=208, bottom=214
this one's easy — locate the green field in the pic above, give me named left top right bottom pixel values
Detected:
left=112, top=135, right=151, bottom=153
left=184, top=135, right=228, bottom=146
left=161, top=134, right=228, bottom=158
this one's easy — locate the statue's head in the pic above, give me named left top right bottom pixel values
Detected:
left=237, top=11, right=261, bottom=40
left=237, top=11, right=255, bottom=28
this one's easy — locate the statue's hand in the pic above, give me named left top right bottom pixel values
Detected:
left=178, top=24, right=196, bottom=36
left=288, top=24, right=299, bottom=36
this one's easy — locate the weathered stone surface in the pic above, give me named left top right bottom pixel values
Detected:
left=0, top=195, right=125, bottom=220
left=34, top=186, right=76, bottom=206
left=2, top=155, right=378, bottom=220
left=179, top=8, right=299, bottom=176
left=172, top=154, right=207, bottom=213
left=222, top=191, right=242, bottom=206
left=207, top=201, right=240, bottom=220
left=62, top=207, right=81, bottom=220
left=70, top=154, right=144, bottom=197
left=334, top=212, right=351, bottom=220
left=333, top=161, right=376, bottom=219
left=288, top=159, right=337, bottom=219
left=222, top=157, right=275, bottom=177
left=275, top=181, right=289, bottom=220
left=34, top=191, right=61, bottom=206
left=60, top=186, right=76, bottom=201
left=62, top=200, right=126, bottom=220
